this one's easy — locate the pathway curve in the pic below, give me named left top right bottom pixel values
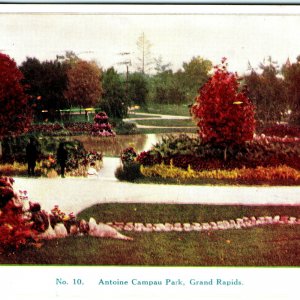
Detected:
left=13, top=156, right=300, bottom=216
left=123, top=112, right=195, bottom=129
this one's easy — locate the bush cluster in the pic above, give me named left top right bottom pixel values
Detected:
left=0, top=135, right=102, bottom=177
left=136, top=134, right=300, bottom=171
left=0, top=177, right=36, bottom=250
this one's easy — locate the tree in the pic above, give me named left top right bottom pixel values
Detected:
left=150, top=70, right=187, bottom=105
left=136, top=32, right=152, bottom=74
left=153, top=56, right=172, bottom=73
left=191, top=58, right=255, bottom=146
left=282, top=56, right=300, bottom=124
left=176, top=56, right=213, bottom=101
left=100, top=67, right=128, bottom=119
left=0, top=53, right=31, bottom=139
left=20, top=58, right=69, bottom=121
left=64, top=60, right=102, bottom=109
left=128, top=72, right=149, bottom=108
left=244, top=57, right=287, bottom=124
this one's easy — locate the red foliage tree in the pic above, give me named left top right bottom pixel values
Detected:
left=0, top=53, right=31, bottom=139
left=191, top=58, right=255, bottom=145
left=64, top=60, right=102, bottom=109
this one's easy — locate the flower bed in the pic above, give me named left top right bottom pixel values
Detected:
left=140, top=163, right=300, bottom=185
left=113, top=132, right=300, bottom=184
left=28, top=112, right=116, bottom=137
left=0, top=176, right=132, bottom=251
left=136, top=134, right=300, bottom=171
left=260, top=124, right=300, bottom=138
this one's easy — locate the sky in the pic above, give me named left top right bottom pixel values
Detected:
left=1, top=5, right=300, bottom=75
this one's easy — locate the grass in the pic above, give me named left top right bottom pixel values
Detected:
left=1, top=204, right=300, bottom=266
left=1, top=226, right=300, bottom=266
left=77, top=203, right=300, bottom=224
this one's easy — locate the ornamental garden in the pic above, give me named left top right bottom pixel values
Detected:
left=0, top=53, right=300, bottom=265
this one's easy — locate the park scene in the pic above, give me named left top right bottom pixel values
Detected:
left=0, top=11, right=300, bottom=266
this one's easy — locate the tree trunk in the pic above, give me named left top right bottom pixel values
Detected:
left=223, top=146, right=227, bottom=162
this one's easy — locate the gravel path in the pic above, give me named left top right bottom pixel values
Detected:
left=13, top=157, right=300, bottom=215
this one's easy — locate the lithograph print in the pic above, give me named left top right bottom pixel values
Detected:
left=0, top=4, right=299, bottom=300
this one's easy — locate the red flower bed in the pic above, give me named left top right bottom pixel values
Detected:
left=29, top=123, right=64, bottom=133
left=65, top=122, right=93, bottom=133
left=0, top=177, right=36, bottom=250
left=261, top=124, right=300, bottom=138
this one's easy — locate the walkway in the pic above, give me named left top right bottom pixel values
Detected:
left=13, top=157, right=300, bottom=215
left=123, top=112, right=195, bottom=129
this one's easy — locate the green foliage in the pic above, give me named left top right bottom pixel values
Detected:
left=20, top=58, right=69, bottom=122
left=128, top=72, right=149, bottom=108
left=245, top=58, right=287, bottom=124
left=148, top=70, right=187, bottom=105
left=282, top=56, right=300, bottom=124
left=115, top=121, right=137, bottom=135
left=100, top=67, right=129, bottom=119
left=176, top=56, right=213, bottom=101
left=114, top=161, right=144, bottom=182
left=136, top=133, right=300, bottom=171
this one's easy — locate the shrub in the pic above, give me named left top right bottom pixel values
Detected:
left=115, top=161, right=144, bottom=182
left=115, top=121, right=137, bottom=135
left=136, top=134, right=300, bottom=171
left=0, top=177, right=36, bottom=250
left=137, top=150, right=162, bottom=166
left=191, top=58, right=255, bottom=145
left=121, top=147, right=137, bottom=164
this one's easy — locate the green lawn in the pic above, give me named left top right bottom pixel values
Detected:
left=1, top=204, right=299, bottom=266
left=77, top=203, right=300, bottom=224
left=2, top=226, right=299, bottom=266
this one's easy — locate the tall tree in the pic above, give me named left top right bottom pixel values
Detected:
left=64, top=60, right=102, bottom=109
left=0, top=53, right=31, bottom=139
left=100, top=67, right=128, bottom=119
left=245, top=57, right=287, bottom=124
left=282, top=56, right=300, bottom=124
left=175, top=56, right=213, bottom=102
left=136, top=32, right=152, bottom=74
left=128, top=72, right=149, bottom=108
left=150, top=69, right=187, bottom=105
left=20, top=58, right=69, bottom=121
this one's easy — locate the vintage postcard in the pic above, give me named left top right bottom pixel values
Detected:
left=0, top=3, right=300, bottom=300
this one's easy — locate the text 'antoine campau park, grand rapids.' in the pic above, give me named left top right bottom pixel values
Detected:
left=97, top=277, right=242, bottom=286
